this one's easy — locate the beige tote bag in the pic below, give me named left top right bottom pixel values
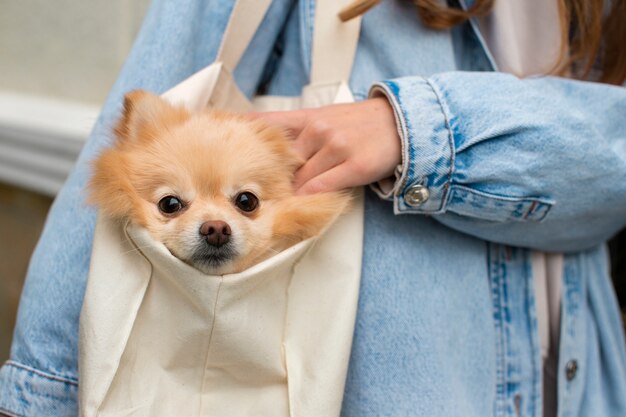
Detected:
left=79, top=1, right=364, bottom=416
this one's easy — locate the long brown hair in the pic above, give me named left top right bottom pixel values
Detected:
left=413, top=0, right=626, bottom=85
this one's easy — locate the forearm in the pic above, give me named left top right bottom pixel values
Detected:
left=373, top=72, right=626, bottom=252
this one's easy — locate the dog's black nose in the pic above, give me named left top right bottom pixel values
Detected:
left=199, top=220, right=231, bottom=247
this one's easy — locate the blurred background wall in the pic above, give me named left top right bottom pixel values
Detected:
left=0, top=0, right=150, bottom=363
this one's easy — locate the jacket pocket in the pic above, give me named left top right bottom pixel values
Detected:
left=446, top=185, right=553, bottom=222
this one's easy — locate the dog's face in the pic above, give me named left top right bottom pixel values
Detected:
left=89, top=91, right=349, bottom=274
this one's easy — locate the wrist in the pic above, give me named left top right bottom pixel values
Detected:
left=367, top=87, right=406, bottom=200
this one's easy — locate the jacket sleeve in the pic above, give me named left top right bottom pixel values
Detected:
left=371, top=72, right=626, bottom=252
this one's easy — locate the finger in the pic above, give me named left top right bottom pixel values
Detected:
left=296, top=164, right=356, bottom=195
left=290, top=120, right=336, bottom=162
left=293, top=145, right=346, bottom=190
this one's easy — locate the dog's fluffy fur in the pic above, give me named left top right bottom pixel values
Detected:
left=88, top=90, right=350, bottom=274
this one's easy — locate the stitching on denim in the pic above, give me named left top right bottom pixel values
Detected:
left=451, top=184, right=554, bottom=205
left=449, top=185, right=554, bottom=222
left=560, top=253, right=587, bottom=411
left=396, top=85, right=416, bottom=192
left=456, top=0, right=498, bottom=71
left=488, top=244, right=507, bottom=417
left=0, top=406, right=26, bottom=417
left=4, top=361, right=78, bottom=386
left=523, top=252, right=541, bottom=417
left=425, top=79, right=455, bottom=212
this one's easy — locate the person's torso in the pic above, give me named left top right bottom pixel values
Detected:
left=232, top=1, right=626, bottom=415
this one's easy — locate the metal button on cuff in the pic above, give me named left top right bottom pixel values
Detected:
left=404, top=184, right=429, bottom=207
left=565, top=360, right=578, bottom=381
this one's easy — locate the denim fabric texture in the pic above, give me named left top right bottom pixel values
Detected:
left=1, top=0, right=626, bottom=416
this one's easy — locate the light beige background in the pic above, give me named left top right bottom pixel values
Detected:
left=1, top=0, right=150, bottom=104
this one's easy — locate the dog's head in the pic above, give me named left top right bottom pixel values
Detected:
left=89, top=91, right=349, bottom=274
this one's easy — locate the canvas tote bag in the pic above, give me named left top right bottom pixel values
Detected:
left=79, top=1, right=364, bottom=416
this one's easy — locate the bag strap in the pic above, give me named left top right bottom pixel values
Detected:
left=216, top=0, right=361, bottom=85
left=310, top=0, right=362, bottom=84
left=216, top=0, right=274, bottom=72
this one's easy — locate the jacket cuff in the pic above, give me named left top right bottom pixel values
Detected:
left=369, top=77, right=453, bottom=214
left=0, top=360, right=78, bottom=417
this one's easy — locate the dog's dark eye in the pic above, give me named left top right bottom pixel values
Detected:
left=234, top=192, right=259, bottom=213
left=158, top=196, right=184, bottom=214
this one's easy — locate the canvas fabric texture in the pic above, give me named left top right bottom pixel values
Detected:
left=78, top=1, right=364, bottom=416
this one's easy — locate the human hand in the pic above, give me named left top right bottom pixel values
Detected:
left=251, top=98, right=401, bottom=195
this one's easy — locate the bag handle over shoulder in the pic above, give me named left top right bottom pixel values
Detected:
left=310, top=0, right=362, bottom=84
left=216, top=0, right=362, bottom=85
left=215, top=0, right=273, bottom=73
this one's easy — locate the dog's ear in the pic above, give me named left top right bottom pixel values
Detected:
left=87, top=147, right=145, bottom=222
left=272, top=191, right=352, bottom=242
left=115, top=90, right=189, bottom=144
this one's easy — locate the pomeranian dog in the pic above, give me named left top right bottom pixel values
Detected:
left=88, top=90, right=350, bottom=274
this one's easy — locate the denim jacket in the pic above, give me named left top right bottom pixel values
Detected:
left=1, top=1, right=625, bottom=416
